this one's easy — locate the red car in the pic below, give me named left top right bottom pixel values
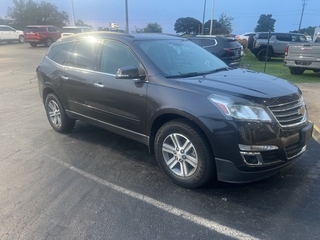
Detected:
left=24, top=25, right=61, bottom=47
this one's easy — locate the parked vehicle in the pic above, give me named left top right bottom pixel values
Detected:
left=235, top=32, right=256, bottom=41
left=61, top=26, right=93, bottom=37
left=187, top=35, right=242, bottom=67
left=24, top=25, right=61, bottom=47
left=284, top=42, right=320, bottom=75
left=250, top=32, right=308, bottom=61
left=0, top=25, right=24, bottom=43
left=37, top=32, right=313, bottom=188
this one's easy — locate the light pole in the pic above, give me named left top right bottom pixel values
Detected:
left=298, top=0, right=307, bottom=31
left=70, top=0, right=75, bottom=25
left=201, top=0, right=206, bottom=35
left=125, top=0, right=129, bottom=33
left=209, top=0, right=215, bottom=35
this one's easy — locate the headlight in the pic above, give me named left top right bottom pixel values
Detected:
left=208, top=94, right=272, bottom=122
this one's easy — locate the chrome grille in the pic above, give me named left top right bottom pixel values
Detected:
left=268, top=98, right=307, bottom=127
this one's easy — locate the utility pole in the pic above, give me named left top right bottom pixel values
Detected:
left=125, top=0, right=129, bottom=33
left=70, top=0, right=75, bottom=25
left=201, top=0, right=206, bottom=35
left=298, top=0, right=307, bottom=32
left=209, top=0, right=215, bottom=35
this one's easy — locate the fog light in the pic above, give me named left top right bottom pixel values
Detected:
left=244, top=155, right=259, bottom=164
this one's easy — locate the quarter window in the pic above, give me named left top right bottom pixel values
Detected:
left=99, top=41, right=140, bottom=75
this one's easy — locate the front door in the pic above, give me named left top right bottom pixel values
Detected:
left=92, top=40, right=148, bottom=139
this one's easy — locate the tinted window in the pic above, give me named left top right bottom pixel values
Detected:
left=276, top=34, right=292, bottom=42
left=100, top=41, right=140, bottom=75
left=68, top=40, right=97, bottom=70
left=47, top=42, right=74, bottom=65
left=257, top=33, right=271, bottom=39
left=24, top=27, right=46, bottom=33
left=188, top=38, right=201, bottom=45
left=62, top=28, right=82, bottom=34
left=1, top=27, right=13, bottom=31
left=48, top=27, right=57, bottom=32
left=291, top=34, right=308, bottom=42
left=201, top=39, right=217, bottom=47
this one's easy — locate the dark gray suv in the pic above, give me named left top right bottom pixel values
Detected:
left=37, top=32, right=313, bottom=188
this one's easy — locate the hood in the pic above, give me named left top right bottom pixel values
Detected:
left=175, top=69, right=301, bottom=106
left=16, top=30, right=23, bottom=34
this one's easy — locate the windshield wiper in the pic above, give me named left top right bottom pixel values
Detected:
left=201, top=67, right=230, bottom=75
left=166, top=72, right=202, bottom=79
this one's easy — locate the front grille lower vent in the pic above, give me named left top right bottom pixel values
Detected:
left=268, top=99, right=307, bottom=127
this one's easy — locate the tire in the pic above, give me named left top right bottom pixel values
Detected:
left=45, top=38, right=52, bottom=47
left=44, top=93, right=75, bottom=133
left=19, top=35, right=24, bottom=43
left=289, top=67, right=305, bottom=75
left=30, top=43, right=37, bottom=47
left=154, top=119, right=215, bottom=188
left=247, top=35, right=254, bottom=50
left=257, top=49, right=271, bottom=61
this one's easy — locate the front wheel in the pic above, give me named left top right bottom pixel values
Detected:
left=154, top=119, right=215, bottom=188
left=44, top=93, right=75, bottom=133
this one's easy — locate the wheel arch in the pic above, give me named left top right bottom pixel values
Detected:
left=148, top=110, right=213, bottom=156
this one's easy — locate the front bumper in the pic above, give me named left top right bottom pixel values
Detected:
left=197, top=117, right=313, bottom=183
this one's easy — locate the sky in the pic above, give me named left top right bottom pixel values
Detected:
left=0, top=0, right=319, bottom=34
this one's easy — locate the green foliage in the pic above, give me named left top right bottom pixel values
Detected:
left=254, top=14, right=276, bottom=32
left=203, top=20, right=228, bottom=35
left=134, top=23, right=162, bottom=33
left=75, top=20, right=92, bottom=28
left=0, top=17, right=9, bottom=25
left=6, top=0, right=69, bottom=29
left=174, top=17, right=201, bottom=34
left=144, top=22, right=162, bottom=33
left=97, top=26, right=109, bottom=31
left=290, top=26, right=318, bottom=36
left=218, top=13, right=234, bottom=34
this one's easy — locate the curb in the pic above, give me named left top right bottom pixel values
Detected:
left=312, top=124, right=320, bottom=144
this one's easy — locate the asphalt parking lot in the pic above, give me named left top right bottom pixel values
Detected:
left=0, top=42, right=320, bottom=240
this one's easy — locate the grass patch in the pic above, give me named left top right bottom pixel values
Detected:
left=240, top=51, right=320, bottom=83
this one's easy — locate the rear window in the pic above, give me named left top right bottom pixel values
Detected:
left=62, top=28, right=82, bottom=34
left=47, top=42, right=74, bottom=65
left=24, top=27, right=46, bottom=33
left=224, top=38, right=241, bottom=48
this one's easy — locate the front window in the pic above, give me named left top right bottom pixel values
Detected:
left=135, top=39, right=227, bottom=78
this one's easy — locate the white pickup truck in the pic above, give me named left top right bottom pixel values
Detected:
left=284, top=43, right=320, bottom=75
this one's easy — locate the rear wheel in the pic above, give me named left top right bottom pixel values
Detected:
left=45, top=38, right=52, bottom=47
left=30, top=43, right=37, bottom=47
left=44, top=93, right=75, bottom=133
left=19, top=35, right=24, bottom=43
left=154, top=119, right=215, bottom=188
left=289, top=67, right=305, bottom=75
left=257, top=49, right=271, bottom=61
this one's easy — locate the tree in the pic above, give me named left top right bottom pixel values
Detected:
left=0, top=17, right=8, bottom=25
left=203, top=20, right=228, bottom=35
left=133, top=23, right=162, bottom=33
left=144, top=23, right=162, bottom=33
left=6, top=0, right=69, bottom=29
left=75, top=19, right=92, bottom=28
left=254, top=14, right=276, bottom=32
left=290, top=26, right=318, bottom=36
left=218, top=13, right=234, bottom=34
left=174, top=17, right=201, bottom=35
left=97, top=26, right=109, bottom=31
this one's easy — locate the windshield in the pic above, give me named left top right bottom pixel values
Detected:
left=135, top=39, right=227, bottom=77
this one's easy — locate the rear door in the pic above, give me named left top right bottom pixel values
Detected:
left=274, top=34, right=292, bottom=54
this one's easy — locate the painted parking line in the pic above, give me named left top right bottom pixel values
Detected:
left=43, top=152, right=259, bottom=240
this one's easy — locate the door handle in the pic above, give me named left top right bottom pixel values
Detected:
left=61, top=76, right=69, bottom=80
left=94, top=82, right=104, bottom=88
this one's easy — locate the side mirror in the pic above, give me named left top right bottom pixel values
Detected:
left=116, top=65, right=146, bottom=82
